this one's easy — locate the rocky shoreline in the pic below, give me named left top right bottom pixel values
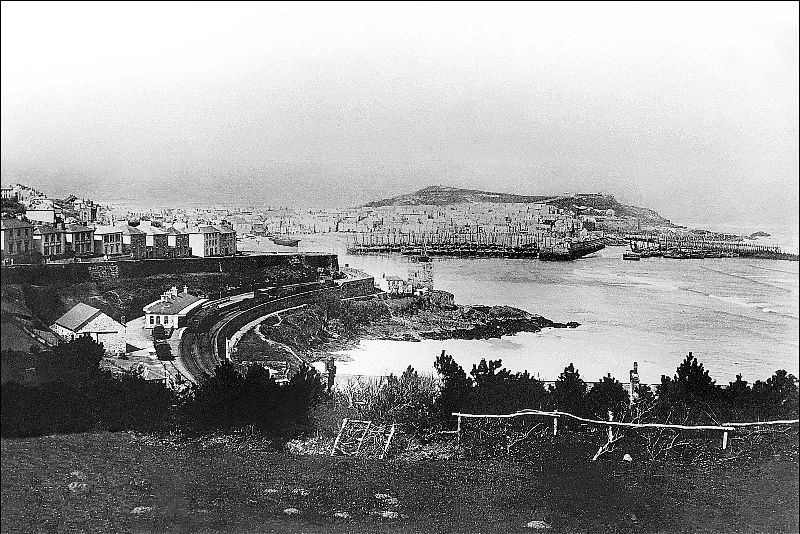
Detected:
left=240, top=290, right=580, bottom=365
left=370, top=304, right=579, bottom=343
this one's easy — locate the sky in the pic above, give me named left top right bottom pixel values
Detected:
left=1, top=1, right=798, bottom=228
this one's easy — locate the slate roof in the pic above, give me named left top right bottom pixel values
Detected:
left=64, top=224, right=94, bottom=233
left=187, top=225, right=220, bottom=234
left=385, top=275, right=404, bottom=282
left=137, top=223, right=166, bottom=235
left=144, top=292, right=203, bottom=315
left=93, top=225, right=124, bottom=235
left=118, top=224, right=145, bottom=236
left=33, top=226, right=64, bottom=235
left=53, top=303, right=102, bottom=332
left=0, top=218, right=33, bottom=230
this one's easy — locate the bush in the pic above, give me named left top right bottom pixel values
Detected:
left=182, top=361, right=325, bottom=437
left=338, top=366, right=439, bottom=435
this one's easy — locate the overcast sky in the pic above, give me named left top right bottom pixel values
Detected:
left=1, top=1, right=798, bottom=226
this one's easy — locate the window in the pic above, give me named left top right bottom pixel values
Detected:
left=156, top=316, right=161, bottom=324
left=149, top=315, right=155, bottom=325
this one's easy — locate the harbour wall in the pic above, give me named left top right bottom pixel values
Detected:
left=0, top=253, right=339, bottom=286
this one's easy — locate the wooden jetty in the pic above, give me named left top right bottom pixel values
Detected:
left=346, top=230, right=541, bottom=258
left=626, top=232, right=798, bottom=261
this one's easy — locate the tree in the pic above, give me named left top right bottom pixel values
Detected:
left=752, top=370, right=799, bottom=419
left=434, top=351, right=472, bottom=424
left=672, top=352, right=718, bottom=400
left=38, top=336, right=105, bottom=384
left=585, top=375, right=630, bottom=420
left=550, top=363, right=587, bottom=418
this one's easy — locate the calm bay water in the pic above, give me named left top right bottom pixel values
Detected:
left=246, top=232, right=799, bottom=384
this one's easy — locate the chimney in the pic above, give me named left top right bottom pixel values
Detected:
left=170, top=286, right=178, bottom=297
left=183, top=285, right=188, bottom=294
left=120, top=315, right=126, bottom=326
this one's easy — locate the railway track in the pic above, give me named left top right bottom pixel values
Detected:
left=176, top=287, right=334, bottom=384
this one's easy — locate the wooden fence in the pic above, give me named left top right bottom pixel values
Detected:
left=452, top=410, right=800, bottom=450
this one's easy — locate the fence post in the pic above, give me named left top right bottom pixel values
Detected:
left=456, top=415, right=462, bottom=445
left=553, top=417, right=558, bottom=436
left=722, top=431, right=729, bottom=450
left=381, top=424, right=397, bottom=459
left=331, top=418, right=348, bottom=456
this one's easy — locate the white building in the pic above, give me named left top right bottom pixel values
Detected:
left=142, top=286, right=207, bottom=330
left=185, top=225, right=221, bottom=257
left=50, top=303, right=126, bottom=355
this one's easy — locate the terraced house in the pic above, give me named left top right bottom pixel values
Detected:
left=0, top=217, right=33, bottom=260
left=137, top=222, right=169, bottom=258
left=186, top=225, right=221, bottom=257
left=165, top=227, right=191, bottom=257
left=64, top=224, right=95, bottom=255
left=215, top=224, right=237, bottom=255
left=119, top=224, right=146, bottom=259
left=93, top=226, right=124, bottom=257
left=33, top=225, right=65, bottom=257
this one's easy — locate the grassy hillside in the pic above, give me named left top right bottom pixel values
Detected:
left=2, top=429, right=797, bottom=533
left=363, top=185, right=674, bottom=227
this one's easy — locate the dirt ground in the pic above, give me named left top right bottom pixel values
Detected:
left=2, top=428, right=797, bottom=533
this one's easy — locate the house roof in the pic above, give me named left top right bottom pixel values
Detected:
left=385, top=275, right=404, bottom=282
left=117, top=224, right=145, bottom=236
left=33, top=226, right=63, bottom=235
left=64, top=224, right=94, bottom=233
left=214, top=226, right=236, bottom=234
left=0, top=218, right=32, bottom=230
left=144, top=292, right=203, bottom=315
left=93, top=225, right=123, bottom=235
left=52, top=303, right=103, bottom=332
left=137, top=223, right=167, bottom=235
left=187, top=225, right=220, bottom=234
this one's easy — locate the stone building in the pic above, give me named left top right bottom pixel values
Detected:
left=50, top=303, right=126, bottom=356
left=0, top=217, right=34, bottom=261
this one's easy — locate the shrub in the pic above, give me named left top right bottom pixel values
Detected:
left=182, top=361, right=325, bottom=437
left=338, top=366, right=439, bottom=434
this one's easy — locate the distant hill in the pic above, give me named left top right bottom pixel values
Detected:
left=363, top=185, right=674, bottom=227
left=364, top=186, right=553, bottom=207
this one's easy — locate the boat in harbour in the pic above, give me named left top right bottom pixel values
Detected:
left=623, top=251, right=641, bottom=261
left=269, top=235, right=301, bottom=247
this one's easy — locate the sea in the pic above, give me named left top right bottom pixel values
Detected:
left=242, top=230, right=799, bottom=385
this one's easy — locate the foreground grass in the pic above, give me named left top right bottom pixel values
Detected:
left=1, top=429, right=798, bottom=533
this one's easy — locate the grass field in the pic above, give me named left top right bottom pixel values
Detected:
left=2, top=429, right=798, bottom=533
